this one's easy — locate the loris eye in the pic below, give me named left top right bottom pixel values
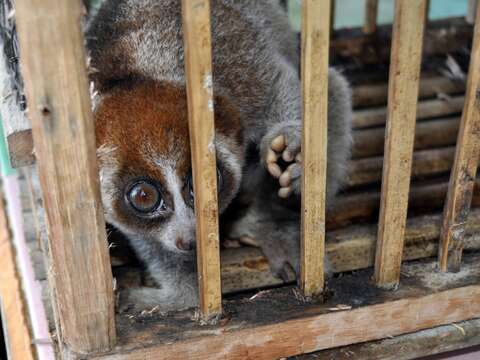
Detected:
left=126, top=180, right=165, bottom=214
left=186, top=168, right=223, bottom=207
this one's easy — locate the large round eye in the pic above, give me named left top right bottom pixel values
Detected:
left=126, top=180, right=165, bottom=214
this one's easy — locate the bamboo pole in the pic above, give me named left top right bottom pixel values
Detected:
left=374, top=0, right=427, bottom=288
left=14, top=0, right=116, bottom=354
left=439, top=2, right=480, bottom=272
left=181, top=0, right=222, bottom=320
left=300, top=0, right=331, bottom=297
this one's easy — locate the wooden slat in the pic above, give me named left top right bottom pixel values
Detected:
left=0, top=198, right=35, bottom=360
left=15, top=0, right=116, bottom=354
left=300, top=0, right=331, bottom=297
left=467, top=0, right=479, bottom=24
left=439, top=2, right=480, bottom=272
left=352, top=75, right=466, bottom=109
left=181, top=0, right=222, bottom=320
left=364, top=0, right=378, bottom=34
left=353, top=95, right=465, bottom=129
left=374, top=0, right=427, bottom=288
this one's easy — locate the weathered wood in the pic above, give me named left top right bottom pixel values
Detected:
left=333, top=17, right=473, bottom=65
left=352, top=75, right=466, bottom=109
left=353, top=95, right=464, bottom=129
left=300, top=0, right=330, bottom=297
left=15, top=0, right=116, bottom=354
left=0, top=198, right=35, bottom=360
left=220, top=208, right=480, bottom=293
left=92, top=254, right=480, bottom=360
left=375, top=0, right=427, bottom=288
left=302, top=318, right=480, bottom=360
left=353, top=116, right=460, bottom=158
left=329, top=178, right=480, bottom=229
left=348, top=147, right=455, bottom=188
left=364, top=0, right=378, bottom=34
left=439, top=2, right=480, bottom=272
left=182, top=0, right=222, bottom=320
left=468, top=0, right=479, bottom=24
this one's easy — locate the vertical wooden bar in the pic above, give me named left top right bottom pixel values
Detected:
left=15, top=0, right=116, bottom=354
left=364, top=0, right=379, bottom=34
left=467, top=0, right=478, bottom=24
left=439, top=2, right=480, bottom=272
left=181, top=0, right=222, bottom=320
left=300, top=0, right=331, bottom=297
left=374, top=0, right=427, bottom=288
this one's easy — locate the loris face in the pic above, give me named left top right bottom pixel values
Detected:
left=94, top=81, right=244, bottom=258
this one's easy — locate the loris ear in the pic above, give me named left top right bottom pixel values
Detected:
left=213, top=95, right=244, bottom=146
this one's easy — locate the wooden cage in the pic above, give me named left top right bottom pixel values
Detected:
left=1, top=0, right=480, bottom=359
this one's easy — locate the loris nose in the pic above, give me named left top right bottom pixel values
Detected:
left=175, top=237, right=195, bottom=251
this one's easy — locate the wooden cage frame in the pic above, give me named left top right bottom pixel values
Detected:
left=1, top=0, right=480, bottom=359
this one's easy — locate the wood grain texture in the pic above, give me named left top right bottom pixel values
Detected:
left=439, top=2, right=480, bottom=272
left=353, top=95, right=464, bottom=129
left=348, top=147, right=455, bottom=188
left=300, top=0, right=331, bottom=297
left=15, top=0, right=116, bottom=354
left=375, top=0, right=427, bottom=288
left=301, top=318, right=480, bottom=360
left=92, top=253, right=480, bottom=360
left=0, top=197, right=35, bottom=360
left=181, top=0, right=222, bottom=320
left=364, top=0, right=379, bottom=34
left=353, top=116, right=460, bottom=159
left=352, top=75, right=466, bottom=109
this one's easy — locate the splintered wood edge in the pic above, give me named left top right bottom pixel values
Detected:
left=439, top=1, right=480, bottom=272
left=0, top=198, right=36, bottom=360
left=91, top=255, right=480, bottom=360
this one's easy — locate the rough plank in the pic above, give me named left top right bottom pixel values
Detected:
left=92, top=254, right=480, bottom=360
left=364, top=0, right=378, bottom=34
left=0, top=197, right=35, bottom=360
left=353, top=95, right=464, bottom=129
left=181, top=0, right=222, bottom=320
left=15, top=0, right=116, bottom=354
left=374, top=0, right=427, bottom=288
left=220, top=208, right=480, bottom=294
left=352, top=116, right=460, bottom=158
left=439, top=2, right=480, bottom=272
left=348, top=147, right=455, bottom=188
left=300, top=0, right=330, bottom=297
left=352, top=75, right=466, bottom=109
left=297, top=318, right=480, bottom=360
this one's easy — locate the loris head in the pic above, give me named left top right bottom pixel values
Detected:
left=94, top=80, right=244, bottom=259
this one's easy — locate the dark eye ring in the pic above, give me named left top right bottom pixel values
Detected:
left=126, top=180, right=165, bottom=215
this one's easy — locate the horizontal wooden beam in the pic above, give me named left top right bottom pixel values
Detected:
left=348, top=146, right=455, bottom=188
left=352, top=76, right=465, bottom=108
left=353, top=95, right=464, bottom=129
left=352, top=116, right=460, bottom=158
left=94, top=254, right=480, bottom=360
left=332, top=17, right=473, bottom=65
left=304, top=318, right=480, bottom=360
